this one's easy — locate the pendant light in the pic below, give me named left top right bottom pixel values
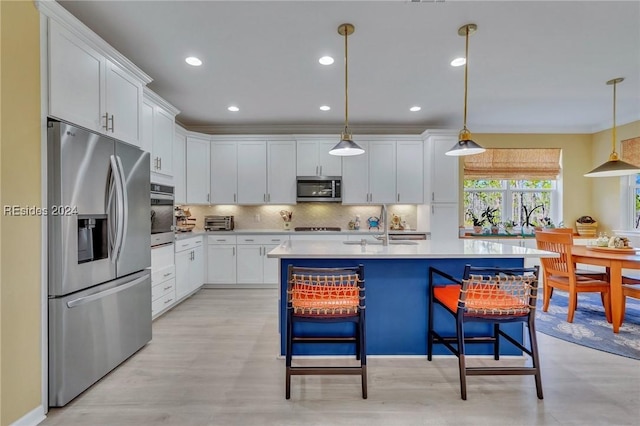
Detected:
left=329, top=23, right=365, bottom=156
left=445, top=23, right=485, bottom=157
left=584, top=77, right=640, bottom=177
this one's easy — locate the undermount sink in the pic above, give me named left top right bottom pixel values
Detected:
left=342, top=240, right=419, bottom=246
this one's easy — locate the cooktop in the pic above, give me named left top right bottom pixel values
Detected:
left=294, top=227, right=341, bottom=232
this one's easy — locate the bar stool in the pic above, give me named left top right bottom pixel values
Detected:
left=285, top=265, right=366, bottom=399
left=427, top=265, right=542, bottom=400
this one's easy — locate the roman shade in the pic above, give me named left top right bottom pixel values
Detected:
left=464, top=148, right=561, bottom=179
left=621, top=137, right=640, bottom=168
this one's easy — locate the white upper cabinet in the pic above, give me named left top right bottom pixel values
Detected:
left=396, top=140, right=424, bottom=204
left=104, top=61, right=142, bottom=145
left=210, top=141, right=238, bottom=204
left=174, top=127, right=187, bottom=205
left=235, top=139, right=296, bottom=205
left=342, top=139, right=422, bottom=204
left=49, top=20, right=103, bottom=132
left=186, top=135, right=211, bottom=204
left=368, top=140, right=397, bottom=204
left=47, top=19, right=149, bottom=147
left=237, top=141, right=268, bottom=204
left=267, top=140, right=297, bottom=204
left=341, top=141, right=370, bottom=204
left=143, top=88, right=179, bottom=177
left=296, top=139, right=342, bottom=177
left=424, top=131, right=459, bottom=204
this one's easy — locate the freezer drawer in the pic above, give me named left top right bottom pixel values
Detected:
left=48, top=270, right=152, bottom=407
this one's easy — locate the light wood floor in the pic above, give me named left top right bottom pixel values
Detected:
left=44, top=289, right=640, bottom=426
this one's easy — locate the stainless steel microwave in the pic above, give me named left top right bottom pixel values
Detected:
left=296, top=176, right=342, bottom=202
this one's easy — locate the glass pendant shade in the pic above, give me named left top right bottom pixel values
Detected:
left=584, top=77, right=639, bottom=177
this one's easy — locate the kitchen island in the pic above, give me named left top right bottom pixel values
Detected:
left=268, top=239, right=556, bottom=357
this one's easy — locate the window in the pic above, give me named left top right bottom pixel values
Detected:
left=464, top=179, right=555, bottom=227
left=622, top=138, right=640, bottom=229
left=463, top=148, right=561, bottom=229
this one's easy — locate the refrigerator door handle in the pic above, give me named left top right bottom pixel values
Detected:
left=115, top=155, right=128, bottom=260
left=109, top=155, right=125, bottom=263
left=66, top=275, right=148, bottom=308
left=107, top=159, right=118, bottom=260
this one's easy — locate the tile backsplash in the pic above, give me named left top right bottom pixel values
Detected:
left=182, top=203, right=418, bottom=231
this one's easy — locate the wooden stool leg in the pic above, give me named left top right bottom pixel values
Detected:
left=285, top=311, right=293, bottom=399
left=360, top=314, right=368, bottom=399
left=456, top=316, right=467, bottom=400
left=528, top=319, right=543, bottom=399
left=493, top=323, right=500, bottom=361
left=427, top=288, right=435, bottom=361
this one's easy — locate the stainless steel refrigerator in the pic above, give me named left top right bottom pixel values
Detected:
left=47, top=120, right=152, bottom=407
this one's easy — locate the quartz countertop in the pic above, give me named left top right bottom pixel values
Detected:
left=191, top=229, right=429, bottom=236
left=267, top=239, right=557, bottom=259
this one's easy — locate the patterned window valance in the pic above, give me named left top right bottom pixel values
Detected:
left=621, top=137, right=640, bottom=167
left=463, top=148, right=561, bottom=180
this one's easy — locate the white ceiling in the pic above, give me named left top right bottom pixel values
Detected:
left=58, top=0, right=640, bottom=135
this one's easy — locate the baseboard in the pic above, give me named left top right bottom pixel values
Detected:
left=9, top=405, right=46, bottom=426
left=203, top=283, right=277, bottom=289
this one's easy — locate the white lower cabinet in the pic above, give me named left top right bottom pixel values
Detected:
left=175, top=236, right=204, bottom=300
left=207, top=235, right=237, bottom=284
left=237, top=235, right=288, bottom=284
left=151, top=244, right=176, bottom=318
left=206, top=234, right=286, bottom=285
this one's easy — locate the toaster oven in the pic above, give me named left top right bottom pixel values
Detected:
left=204, top=215, right=234, bottom=231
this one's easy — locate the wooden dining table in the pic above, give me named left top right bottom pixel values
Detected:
left=572, top=245, right=640, bottom=333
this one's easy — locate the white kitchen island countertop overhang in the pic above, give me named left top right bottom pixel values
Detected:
left=267, top=239, right=557, bottom=260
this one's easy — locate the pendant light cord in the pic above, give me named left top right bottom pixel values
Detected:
left=344, top=25, right=349, bottom=133
left=462, top=25, right=470, bottom=131
left=611, top=80, right=617, bottom=155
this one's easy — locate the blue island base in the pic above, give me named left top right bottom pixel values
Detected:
left=279, top=257, right=525, bottom=357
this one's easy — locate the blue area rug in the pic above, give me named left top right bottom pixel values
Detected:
left=535, top=292, right=640, bottom=360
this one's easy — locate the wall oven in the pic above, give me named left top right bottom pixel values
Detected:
left=150, top=183, right=174, bottom=247
left=296, top=176, right=342, bottom=202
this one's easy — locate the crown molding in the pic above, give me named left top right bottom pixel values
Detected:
left=36, top=0, right=152, bottom=85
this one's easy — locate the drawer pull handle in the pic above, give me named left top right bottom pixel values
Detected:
left=164, top=286, right=172, bottom=290
left=164, top=299, right=173, bottom=304
left=163, top=272, right=171, bottom=277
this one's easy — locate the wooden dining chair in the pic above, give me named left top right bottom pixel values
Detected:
left=538, top=228, right=607, bottom=280
left=621, top=274, right=640, bottom=323
left=427, top=265, right=543, bottom=400
left=535, top=231, right=611, bottom=323
left=285, top=265, right=367, bottom=399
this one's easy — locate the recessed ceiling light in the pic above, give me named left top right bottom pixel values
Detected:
left=319, top=105, right=331, bottom=111
left=450, top=57, right=466, bottom=67
left=185, top=56, right=202, bottom=66
left=227, top=106, right=239, bottom=112
left=409, top=106, right=422, bottom=112
left=319, top=56, right=334, bottom=65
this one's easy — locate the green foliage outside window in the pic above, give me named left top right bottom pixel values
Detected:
left=463, top=179, right=553, bottom=227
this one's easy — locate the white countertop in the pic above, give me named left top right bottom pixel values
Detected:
left=181, top=229, right=429, bottom=237
left=267, top=239, right=557, bottom=259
